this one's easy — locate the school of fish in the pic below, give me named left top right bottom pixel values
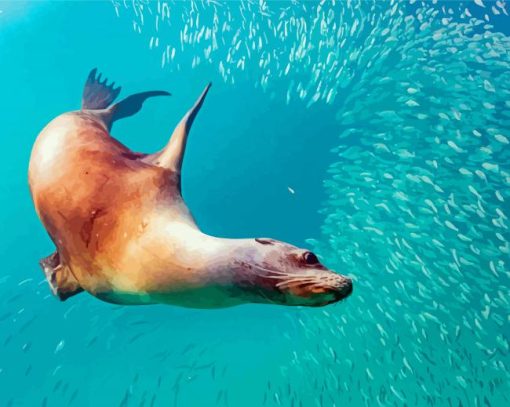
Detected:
left=1, top=0, right=509, bottom=405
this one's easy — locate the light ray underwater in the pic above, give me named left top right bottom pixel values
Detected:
left=0, top=1, right=509, bottom=406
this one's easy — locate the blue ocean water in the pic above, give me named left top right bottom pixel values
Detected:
left=0, top=1, right=509, bottom=406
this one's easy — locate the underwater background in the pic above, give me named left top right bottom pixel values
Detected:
left=0, top=0, right=509, bottom=406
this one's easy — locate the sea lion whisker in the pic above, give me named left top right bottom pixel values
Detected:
left=275, top=276, right=318, bottom=284
left=275, top=278, right=318, bottom=289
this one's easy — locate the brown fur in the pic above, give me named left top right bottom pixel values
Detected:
left=29, top=112, right=198, bottom=300
left=29, top=82, right=352, bottom=308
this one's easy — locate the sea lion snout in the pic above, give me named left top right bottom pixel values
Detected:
left=277, top=268, right=353, bottom=307
left=329, top=275, right=353, bottom=303
left=235, top=239, right=354, bottom=307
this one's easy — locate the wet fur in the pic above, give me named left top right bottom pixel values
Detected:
left=29, top=72, right=352, bottom=308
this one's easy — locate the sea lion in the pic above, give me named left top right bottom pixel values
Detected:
left=28, top=69, right=353, bottom=308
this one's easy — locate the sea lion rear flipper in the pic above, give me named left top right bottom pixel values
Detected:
left=40, top=252, right=83, bottom=301
left=142, top=83, right=211, bottom=175
left=82, top=68, right=170, bottom=130
left=82, top=68, right=121, bottom=110
left=108, top=90, right=171, bottom=124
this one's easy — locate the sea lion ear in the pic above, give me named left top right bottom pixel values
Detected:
left=255, top=238, right=276, bottom=245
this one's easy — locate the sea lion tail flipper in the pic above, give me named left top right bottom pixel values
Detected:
left=40, top=252, right=84, bottom=301
left=82, top=68, right=122, bottom=110
left=82, top=68, right=170, bottom=130
left=109, top=90, right=171, bottom=122
left=142, top=82, right=212, bottom=173
left=96, top=91, right=171, bottom=131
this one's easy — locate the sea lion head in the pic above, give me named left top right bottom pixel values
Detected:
left=230, top=238, right=353, bottom=307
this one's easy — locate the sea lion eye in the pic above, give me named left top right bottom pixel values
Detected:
left=303, top=252, right=319, bottom=265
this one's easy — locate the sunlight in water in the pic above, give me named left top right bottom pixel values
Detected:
left=0, top=0, right=508, bottom=406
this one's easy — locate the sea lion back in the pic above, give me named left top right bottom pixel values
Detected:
left=28, top=69, right=173, bottom=300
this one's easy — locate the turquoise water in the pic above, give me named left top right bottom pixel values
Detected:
left=1, top=0, right=509, bottom=405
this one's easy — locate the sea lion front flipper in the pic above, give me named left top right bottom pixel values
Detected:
left=39, top=252, right=83, bottom=301
left=142, top=83, right=211, bottom=174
